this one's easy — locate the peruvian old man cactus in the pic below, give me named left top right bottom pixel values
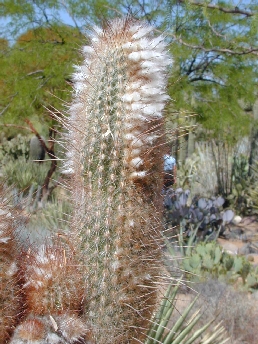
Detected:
left=63, top=18, right=171, bottom=344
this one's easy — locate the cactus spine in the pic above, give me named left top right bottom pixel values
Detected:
left=0, top=188, right=24, bottom=343
left=64, top=18, right=171, bottom=343
left=10, top=242, right=89, bottom=343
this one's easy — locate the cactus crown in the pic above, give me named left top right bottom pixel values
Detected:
left=64, top=17, right=171, bottom=178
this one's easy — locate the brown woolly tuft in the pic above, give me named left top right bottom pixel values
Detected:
left=23, top=243, right=84, bottom=315
left=10, top=314, right=91, bottom=343
left=0, top=185, right=26, bottom=343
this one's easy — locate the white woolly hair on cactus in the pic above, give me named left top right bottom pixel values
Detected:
left=10, top=314, right=91, bottom=344
left=62, top=17, right=172, bottom=344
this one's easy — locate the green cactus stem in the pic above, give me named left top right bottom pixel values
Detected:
left=63, top=18, right=171, bottom=344
left=29, top=136, right=45, bottom=162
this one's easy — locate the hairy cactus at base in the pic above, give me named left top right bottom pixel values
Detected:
left=22, top=244, right=84, bottom=315
left=9, top=243, right=90, bottom=343
left=63, top=18, right=171, bottom=343
left=0, top=187, right=24, bottom=344
left=10, top=314, right=91, bottom=344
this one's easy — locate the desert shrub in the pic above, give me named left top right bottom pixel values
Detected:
left=146, top=279, right=228, bottom=344
left=176, top=144, right=217, bottom=196
left=0, top=134, right=29, bottom=162
left=177, top=138, right=251, bottom=199
left=1, top=157, right=52, bottom=192
left=186, top=279, right=258, bottom=344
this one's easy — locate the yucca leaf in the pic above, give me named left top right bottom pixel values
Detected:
left=152, top=284, right=180, bottom=341
left=146, top=282, right=176, bottom=343
left=201, top=321, right=229, bottom=344
left=170, top=310, right=202, bottom=344
left=185, top=223, right=201, bottom=256
left=183, top=317, right=216, bottom=344
left=163, top=295, right=199, bottom=344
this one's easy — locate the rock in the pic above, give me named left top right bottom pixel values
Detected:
left=220, top=242, right=239, bottom=255
left=232, top=215, right=242, bottom=225
left=251, top=290, right=258, bottom=300
left=238, top=243, right=252, bottom=255
left=247, top=254, right=254, bottom=262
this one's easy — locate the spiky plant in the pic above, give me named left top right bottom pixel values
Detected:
left=23, top=243, right=83, bottom=315
left=10, top=314, right=90, bottom=344
left=10, top=242, right=90, bottom=343
left=146, top=281, right=229, bottom=344
left=62, top=17, right=171, bottom=343
left=0, top=186, right=25, bottom=343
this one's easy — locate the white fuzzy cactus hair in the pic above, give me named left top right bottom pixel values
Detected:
left=63, top=17, right=172, bottom=344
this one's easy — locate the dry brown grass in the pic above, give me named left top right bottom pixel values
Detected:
left=174, top=279, right=258, bottom=344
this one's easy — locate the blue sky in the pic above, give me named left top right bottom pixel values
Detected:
left=0, top=8, right=84, bottom=42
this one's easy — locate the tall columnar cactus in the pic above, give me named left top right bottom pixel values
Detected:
left=63, top=18, right=171, bottom=343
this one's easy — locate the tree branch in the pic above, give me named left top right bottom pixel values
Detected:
left=173, top=35, right=258, bottom=56
left=189, top=76, right=224, bottom=85
left=0, top=123, right=31, bottom=131
left=0, top=103, right=11, bottom=117
left=0, top=92, right=18, bottom=116
left=179, top=0, right=254, bottom=17
left=27, top=69, right=44, bottom=76
left=24, top=119, right=51, bottom=156
left=23, top=119, right=58, bottom=201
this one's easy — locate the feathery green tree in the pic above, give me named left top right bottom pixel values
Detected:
left=1, top=0, right=257, bottom=142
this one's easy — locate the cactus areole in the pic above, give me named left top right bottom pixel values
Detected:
left=64, top=18, right=172, bottom=344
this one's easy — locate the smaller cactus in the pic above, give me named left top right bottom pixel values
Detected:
left=23, top=243, right=84, bottom=315
left=246, top=273, right=258, bottom=289
left=0, top=186, right=25, bottom=343
left=10, top=314, right=91, bottom=344
left=10, top=241, right=91, bottom=343
left=222, top=254, right=234, bottom=271
left=164, top=188, right=234, bottom=237
left=29, top=135, right=45, bottom=161
left=183, top=240, right=258, bottom=291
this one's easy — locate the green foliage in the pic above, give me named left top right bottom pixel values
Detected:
left=1, top=157, right=52, bottom=192
left=1, top=1, right=257, bottom=141
left=182, top=241, right=258, bottom=291
left=0, top=25, right=82, bottom=134
left=0, top=134, right=29, bottom=161
left=165, top=0, right=257, bottom=142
